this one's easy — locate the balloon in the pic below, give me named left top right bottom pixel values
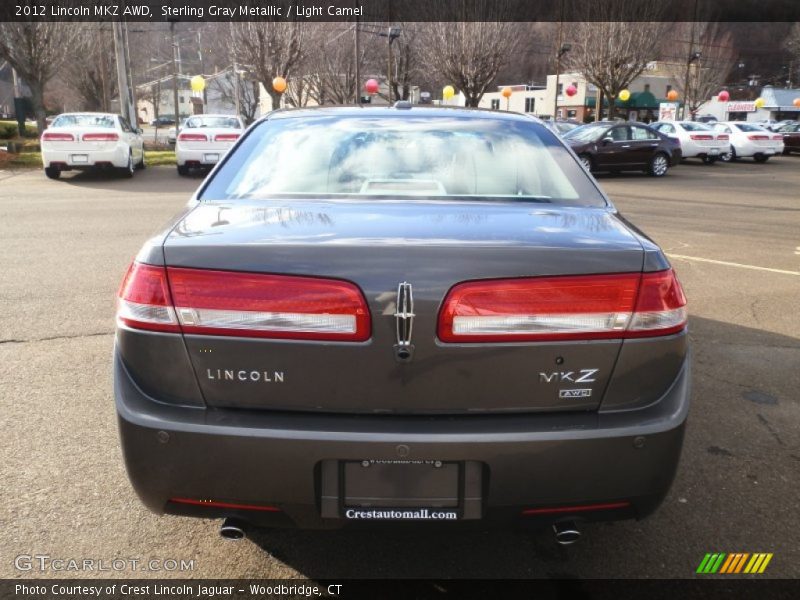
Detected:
left=365, top=78, right=380, bottom=95
left=717, top=90, right=730, bottom=102
left=667, top=89, right=679, bottom=101
left=442, top=85, right=455, bottom=100
left=754, top=97, right=765, bottom=109
left=565, top=84, right=577, bottom=97
left=618, top=89, right=631, bottom=102
left=501, top=86, right=512, bottom=99
left=190, top=75, right=205, bottom=93
left=794, top=98, right=800, bottom=108
left=272, top=76, right=287, bottom=94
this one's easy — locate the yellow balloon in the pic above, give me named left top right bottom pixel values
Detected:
left=272, top=76, right=287, bottom=94
left=618, top=89, right=631, bottom=102
left=443, top=85, right=455, bottom=100
left=190, top=75, right=205, bottom=93
left=754, top=97, right=765, bottom=109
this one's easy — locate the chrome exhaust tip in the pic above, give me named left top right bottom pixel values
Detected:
left=553, top=521, right=581, bottom=545
left=219, top=518, right=247, bottom=541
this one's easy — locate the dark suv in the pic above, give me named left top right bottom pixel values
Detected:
left=564, top=121, right=682, bottom=176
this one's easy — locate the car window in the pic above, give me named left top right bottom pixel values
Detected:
left=680, top=122, right=712, bottom=132
left=563, top=124, right=607, bottom=142
left=51, top=114, right=116, bottom=129
left=656, top=123, right=675, bottom=134
left=733, top=123, right=766, bottom=132
left=201, top=115, right=607, bottom=207
left=631, top=126, right=657, bottom=140
left=713, top=124, right=731, bottom=133
left=119, top=117, right=133, bottom=132
left=609, top=126, right=630, bottom=141
left=186, top=116, right=242, bottom=129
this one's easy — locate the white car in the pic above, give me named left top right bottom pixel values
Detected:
left=651, top=121, right=731, bottom=164
left=40, top=112, right=144, bottom=179
left=712, top=122, right=784, bottom=163
left=166, top=118, right=187, bottom=145
left=175, top=114, right=244, bottom=176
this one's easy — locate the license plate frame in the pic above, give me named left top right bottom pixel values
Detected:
left=709, top=148, right=719, bottom=155
left=70, top=154, right=89, bottom=164
left=203, top=153, right=220, bottom=163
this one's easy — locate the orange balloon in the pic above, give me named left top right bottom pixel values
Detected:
left=501, top=86, right=512, bottom=99
left=794, top=97, right=800, bottom=108
left=667, top=89, right=679, bottom=101
left=272, top=76, right=287, bottom=94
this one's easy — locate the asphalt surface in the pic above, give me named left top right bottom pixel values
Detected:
left=1, top=157, right=798, bottom=580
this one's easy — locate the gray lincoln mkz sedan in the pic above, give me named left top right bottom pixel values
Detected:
left=115, top=105, right=689, bottom=543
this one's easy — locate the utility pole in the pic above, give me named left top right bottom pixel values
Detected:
left=354, top=18, right=360, bottom=104
left=233, top=62, right=241, bottom=116
left=113, top=21, right=136, bottom=126
left=197, top=30, right=207, bottom=106
left=170, top=21, right=181, bottom=128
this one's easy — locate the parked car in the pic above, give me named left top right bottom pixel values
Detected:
left=712, top=122, right=784, bottom=162
left=166, top=118, right=187, bottom=145
left=767, top=119, right=797, bottom=132
left=650, top=121, right=731, bottom=164
left=563, top=121, right=681, bottom=176
left=150, top=116, right=176, bottom=127
left=175, top=114, right=244, bottom=175
left=115, top=106, right=690, bottom=537
left=695, top=114, right=718, bottom=123
left=776, top=122, right=800, bottom=154
left=40, top=112, right=144, bottom=179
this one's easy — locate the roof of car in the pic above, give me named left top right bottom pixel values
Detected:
left=262, top=105, right=546, bottom=124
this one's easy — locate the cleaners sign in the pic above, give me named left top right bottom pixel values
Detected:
left=726, top=101, right=757, bottom=113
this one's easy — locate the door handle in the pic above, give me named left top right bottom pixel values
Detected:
left=621, top=145, right=631, bottom=148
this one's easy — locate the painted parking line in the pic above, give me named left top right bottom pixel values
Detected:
left=667, top=254, right=800, bottom=276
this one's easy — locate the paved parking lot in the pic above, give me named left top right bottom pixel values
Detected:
left=1, top=158, right=798, bottom=579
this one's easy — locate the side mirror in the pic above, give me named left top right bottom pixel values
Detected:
left=602, top=136, right=614, bottom=145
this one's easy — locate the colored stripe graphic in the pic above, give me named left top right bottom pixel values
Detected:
left=700, top=553, right=773, bottom=574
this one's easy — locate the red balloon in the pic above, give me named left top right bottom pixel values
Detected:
left=365, top=79, right=379, bottom=95
left=718, top=90, right=730, bottom=102
left=565, top=85, right=577, bottom=97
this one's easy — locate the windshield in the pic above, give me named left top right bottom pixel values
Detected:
left=563, top=124, right=607, bottom=142
left=556, top=122, right=580, bottom=133
left=200, top=115, right=606, bottom=206
left=186, top=116, right=242, bottom=129
left=52, top=114, right=116, bottom=129
left=680, top=122, right=712, bottom=132
left=733, top=123, right=767, bottom=132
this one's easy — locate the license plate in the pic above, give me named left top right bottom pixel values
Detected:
left=70, top=154, right=88, bottom=164
left=764, top=149, right=775, bottom=155
left=342, top=460, right=460, bottom=520
left=203, top=153, right=220, bottom=163
left=709, top=148, right=719, bottom=155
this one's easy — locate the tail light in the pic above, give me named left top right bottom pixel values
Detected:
left=214, top=133, right=240, bottom=142
left=117, top=263, right=180, bottom=333
left=117, top=263, right=370, bottom=341
left=772, top=135, right=782, bottom=141
left=748, top=134, right=768, bottom=140
left=689, top=134, right=713, bottom=140
left=41, top=132, right=74, bottom=141
left=82, top=132, right=119, bottom=142
left=178, top=132, right=208, bottom=142
left=438, top=269, right=686, bottom=343
left=716, top=134, right=729, bottom=141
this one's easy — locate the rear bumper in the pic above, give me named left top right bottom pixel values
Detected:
left=115, top=350, right=690, bottom=529
left=175, top=145, right=232, bottom=166
left=42, top=146, right=128, bottom=168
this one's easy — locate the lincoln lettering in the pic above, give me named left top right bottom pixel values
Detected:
left=207, top=369, right=284, bottom=383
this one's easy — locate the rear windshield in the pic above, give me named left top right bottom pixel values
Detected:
left=52, top=114, right=116, bottom=129
left=563, top=124, right=607, bottom=142
left=733, top=123, right=766, bottom=132
left=185, top=116, right=242, bottom=129
left=680, top=122, right=712, bottom=131
left=201, top=115, right=606, bottom=206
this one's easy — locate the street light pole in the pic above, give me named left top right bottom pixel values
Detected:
left=170, top=21, right=180, bottom=128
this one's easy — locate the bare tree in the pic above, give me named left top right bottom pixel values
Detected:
left=565, top=1, right=666, bottom=119
left=210, top=71, right=261, bottom=124
left=303, top=23, right=361, bottom=105
left=420, top=19, right=522, bottom=107
left=0, top=17, right=79, bottom=131
left=667, top=23, right=736, bottom=120
left=230, top=22, right=306, bottom=111
left=63, top=25, right=117, bottom=112
left=782, top=22, right=800, bottom=87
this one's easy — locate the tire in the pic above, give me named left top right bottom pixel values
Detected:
left=648, top=152, right=670, bottom=177
left=119, top=153, right=135, bottom=178
left=753, top=154, right=769, bottom=163
left=720, top=147, right=736, bottom=162
left=177, top=164, right=189, bottom=176
left=136, top=151, right=145, bottom=170
left=44, top=166, right=61, bottom=180
left=701, top=156, right=717, bottom=164
left=578, top=154, right=594, bottom=172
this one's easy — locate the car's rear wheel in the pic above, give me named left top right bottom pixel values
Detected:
left=44, top=166, right=61, bottom=180
left=701, top=155, right=717, bottom=164
left=648, top=152, right=669, bottom=177
left=136, top=151, right=145, bottom=170
left=177, top=164, right=189, bottom=176
left=720, top=147, right=736, bottom=162
left=578, top=154, right=593, bottom=172
left=119, top=153, right=135, bottom=178
left=753, top=153, right=770, bottom=163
